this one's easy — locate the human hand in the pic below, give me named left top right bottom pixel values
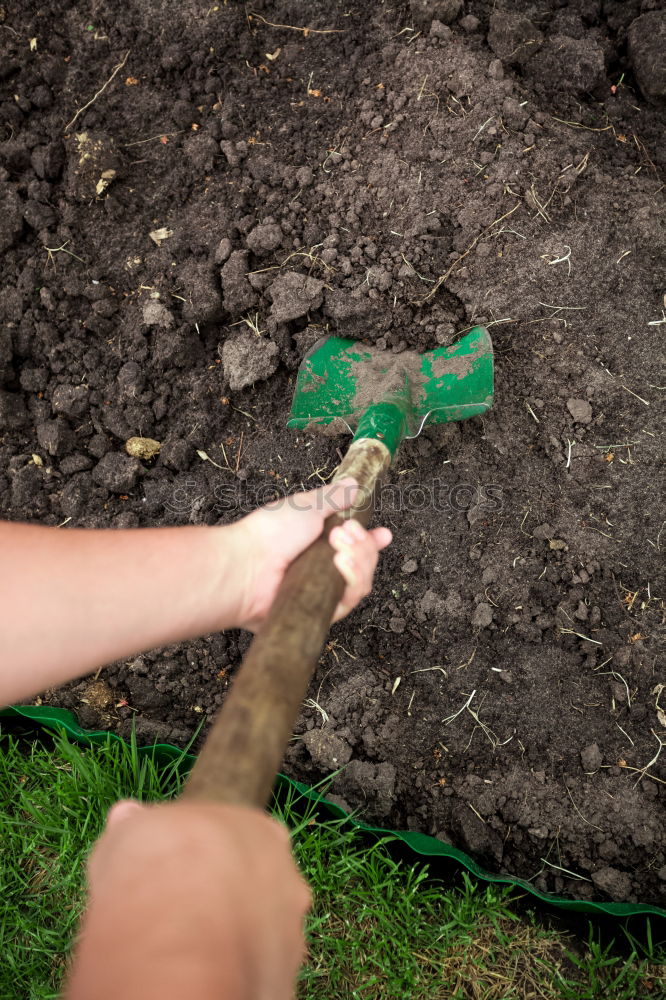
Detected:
left=226, top=477, right=392, bottom=631
left=66, top=800, right=310, bottom=1000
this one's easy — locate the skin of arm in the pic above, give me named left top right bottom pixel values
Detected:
left=0, top=478, right=391, bottom=705
left=0, top=519, right=244, bottom=704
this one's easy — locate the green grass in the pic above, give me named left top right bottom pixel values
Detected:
left=0, top=728, right=664, bottom=1000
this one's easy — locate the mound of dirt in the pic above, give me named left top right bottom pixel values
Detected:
left=1, top=1, right=664, bottom=904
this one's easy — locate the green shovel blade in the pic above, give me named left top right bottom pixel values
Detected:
left=288, top=326, right=494, bottom=456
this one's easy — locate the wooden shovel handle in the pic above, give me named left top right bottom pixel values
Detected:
left=182, top=437, right=391, bottom=808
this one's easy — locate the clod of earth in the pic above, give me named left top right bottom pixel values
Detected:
left=409, top=0, right=462, bottom=29
left=472, top=602, right=494, bottom=629
left=488, top=11, right=543, bottom=67
left=628, top=11, right=666, bottom=102
left=246, top=222, right=283, bottom=254
left=580, top=742, right=603, bottom=772
left=302, top=729, right=353, bottom=770
left=268, top=271, right=325, bottom=323
left=92, top=452, right=141, bottom=493
left=52, top=384, right=89, bottom=418
left=142, top=300, right=175, bottom=328
left=221, top=332, right=279, bottom=391
left=566, top=398, right=593, bottom=424
left=220, top=251, right=256, bottom=315
left=36, top=418, right=73, bottom=457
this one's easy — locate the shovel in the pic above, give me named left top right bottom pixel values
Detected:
left=183, top=326, right=493, bottom=807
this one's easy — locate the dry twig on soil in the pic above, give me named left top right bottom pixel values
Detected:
left=64, top=50, right=130, bottom=132
left=43, top=240, right=85, bottom=267
left=418, top=203, right=521, bottom=304
left=633, top=730, right=666, bottom=787
left=248, top=12, right=344, bottom=36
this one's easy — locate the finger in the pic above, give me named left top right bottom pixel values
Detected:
left=287, top=477, right=360, bottom=518
left=260, top=478, right=361, bottom=557
left=330, top=523, right=382, bottom=621
left=329, top=520, right=365, bottom=578
left=332, top=547, right=367, bottom=594
left=267, top=477, right=357, bottom=515
left=333, top=550, right=377, bottom=622
left=106, top=799, right=143, bottom=829
left=330, top=519, right=391, bottom=554
left=369, top=526, right=392, bottom=550
left=320, top=477, right=362, bottom=517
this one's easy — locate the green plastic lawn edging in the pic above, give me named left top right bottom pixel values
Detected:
left=2, top=704, right=665, bottom=922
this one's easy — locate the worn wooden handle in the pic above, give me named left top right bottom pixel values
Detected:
left=182, top=437, right=391, bottom=808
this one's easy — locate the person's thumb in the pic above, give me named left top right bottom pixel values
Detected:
left=106, top=799, right=144, bottom=830
left=320, top=476, right=366, bottom=518
left=87, top=800, right=145, bottom=890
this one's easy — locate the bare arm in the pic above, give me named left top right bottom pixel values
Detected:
left=0, top=521, right=239, bottom=704
left=0, top=478, right=391, bottom=704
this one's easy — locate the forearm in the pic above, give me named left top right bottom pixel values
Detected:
left=0, top=522, right=241, bottom=704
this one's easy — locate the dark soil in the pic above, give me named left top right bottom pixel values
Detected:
left=2, top=1, right=665, bottom=906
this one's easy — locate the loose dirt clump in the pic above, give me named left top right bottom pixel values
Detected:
left=1, top=1, right=664, bottom=905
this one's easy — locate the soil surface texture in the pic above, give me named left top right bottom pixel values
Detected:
left=1, top=1, right=665, bottom=905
